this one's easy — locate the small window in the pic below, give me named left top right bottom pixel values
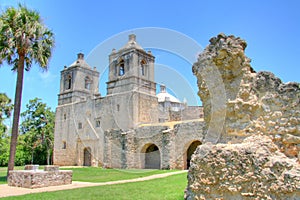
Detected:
left=62, top=141, right=66, bottom=149
left=78, top=122, right=82, bottom=129
left=121, top=141, right=125, bottom=151
left=140, top=60, right=146, bottom=76
left=65, top=75, right=72, bottom=90
left=96, top=120, right=100, bottom=127
left=118, top=60, right=125, bottom=76
left=85, top=77, right=91, bottom=90
left=119, top=65, right=125, bottom=76
left=140, top=66, right=144, bottom=76
left=63, top=113, right=67, bottom=120
left=117, top=104, right=120, bottom=111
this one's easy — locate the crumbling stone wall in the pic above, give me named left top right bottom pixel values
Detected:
left=186, top=33, right=300, bottom=199
left=192, top=33, right=300, bottom=158
left=185, top=135, right=300, bottom=200
left=104, top=126, right=171, bottom=169
left=103, top=121, right=205, bottom=169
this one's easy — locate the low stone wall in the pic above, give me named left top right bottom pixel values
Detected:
left=8, top=166, right=72, bottom=189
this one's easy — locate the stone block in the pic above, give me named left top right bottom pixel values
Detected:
left=8, top=169, right=72, bottom=189
left=44, top=165, right=59, bottom=171
left=24, top=165, right=39, bottom=171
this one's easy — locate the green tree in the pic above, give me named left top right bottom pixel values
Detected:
left=0, top=93, right=13, bottom=135
left=0, top=136, right=9, bottom=166
left=0, top=4, right=54, bottom=172
left=20, top=98, right=54, bottom=165
left=0, top=93, right=13, bottom=166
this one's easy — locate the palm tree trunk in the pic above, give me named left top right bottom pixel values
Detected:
left=7, top=55, right=25, bottom=175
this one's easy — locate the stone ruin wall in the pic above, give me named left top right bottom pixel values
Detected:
left=169, top=106, right=204, bottom=122
left=192, top=33, right=300, bottom=159
left=185, top=135, right=300, bottom=199
left=185, top=33, right=300, bottom=199
left=103, top=121, right=205, bottom=169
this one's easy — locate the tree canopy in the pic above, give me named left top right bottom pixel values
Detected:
left=20, top=98, right=55, bottom=165
left=0, top=93, right=13, bottom=135
left=0, top=98, right=55, bottom=166
left=0, top=93, right=13, bottom=166
left=0, top=4, right=54, bottom=70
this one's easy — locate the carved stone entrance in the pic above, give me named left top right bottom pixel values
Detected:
left=83, top=147, right=91, bottom=166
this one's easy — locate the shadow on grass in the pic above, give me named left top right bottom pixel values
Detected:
left=0, top=176, right=7, bottom=184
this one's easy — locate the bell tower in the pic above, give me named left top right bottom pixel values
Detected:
left=107, top=34, right=155, bottom=95
left=106, top=34, right=158, bottom=129
left=58, top=53, right=100, bottom=105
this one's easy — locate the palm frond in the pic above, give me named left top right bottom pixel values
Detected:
left=0, top=4, right=55, bottom=71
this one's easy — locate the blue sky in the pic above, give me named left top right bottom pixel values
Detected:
left=0, top=0, right=299, bottom=117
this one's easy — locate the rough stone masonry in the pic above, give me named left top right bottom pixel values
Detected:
left=185, top=33, right=300, bottom=199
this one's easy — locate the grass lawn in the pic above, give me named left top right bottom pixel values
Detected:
left=61, top=167, right=176, bottom=182
left=0, top=166, right=177, bottom=184
left=1, top=172, right=188, bottom=200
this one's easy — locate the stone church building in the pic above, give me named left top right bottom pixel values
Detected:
left=53, top=34, right=205, bottom=169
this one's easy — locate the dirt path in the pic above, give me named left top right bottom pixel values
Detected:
left=0, top=170, right=187, bottom=198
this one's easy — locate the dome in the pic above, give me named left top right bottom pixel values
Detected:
left=156, top=85, right=181, bottom=103
left=157, top=92, right=181, bottom=103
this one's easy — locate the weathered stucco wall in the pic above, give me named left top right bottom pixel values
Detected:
left=172, top=121, right=206, bottom=169
left=186, top=33, right=300, bottom=199
left=103, top=121, right=205, bottom=169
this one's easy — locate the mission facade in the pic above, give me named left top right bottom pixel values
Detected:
left=53, top=35, right=204, bottom=169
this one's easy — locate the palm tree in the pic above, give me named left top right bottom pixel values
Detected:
left=0, top=4, right=54, bottom=173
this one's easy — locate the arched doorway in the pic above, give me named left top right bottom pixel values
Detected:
left=83, top=147, right=91, bottom=166
left=144, top=144, right=161, bottom=169
left=186, top=141, right=201, bottom=169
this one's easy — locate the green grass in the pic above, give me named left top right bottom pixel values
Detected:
left=61, top=167, right=176, bottom=183
left=0, top=166, right=177, bottom=184
left=1, top=172, right=188, bottom=200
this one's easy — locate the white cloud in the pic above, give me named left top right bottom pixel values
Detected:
left=39, top=71, right=58, bottom=85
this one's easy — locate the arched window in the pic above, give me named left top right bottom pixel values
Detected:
left=65, top=75, right=72, bottom=90
left=62, top=141, right=66, bottom=149
left=95, top=120, right=100, bottom=127
left=85, top=76, right=91, bottom=90
left=118, top=60, right=125, bottom=76
left=78, top=122, right=82, bottom=129
left=119, top=65, right=125, bottom=76
left=140, top=60, right=147, bottom=76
